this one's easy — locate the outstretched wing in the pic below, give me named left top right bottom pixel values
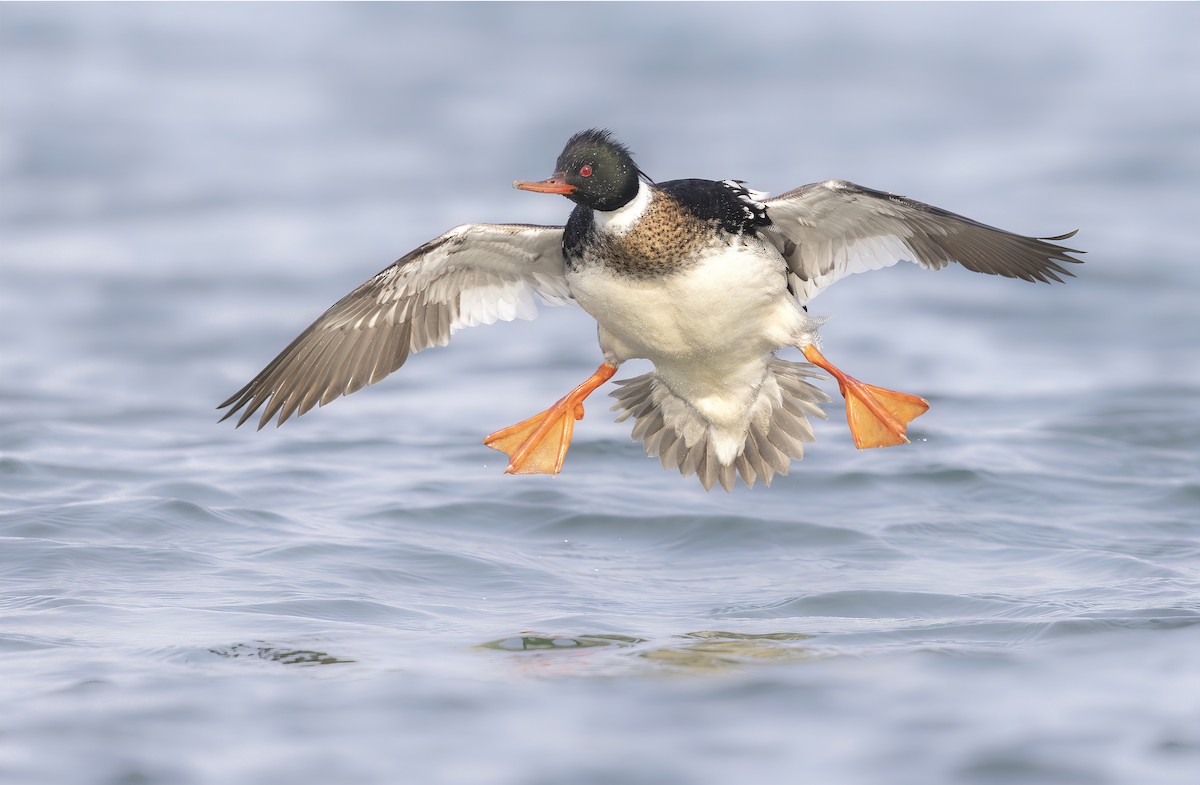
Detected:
left=763, top=180, right=1084, bottom=304
left=219, top=223, right=570, bottom=429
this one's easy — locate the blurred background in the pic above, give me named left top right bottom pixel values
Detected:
left=2, top=4, right=1199, bottom=785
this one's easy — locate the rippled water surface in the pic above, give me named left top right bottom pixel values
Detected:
left=3, top=4, right=1200, bottom=784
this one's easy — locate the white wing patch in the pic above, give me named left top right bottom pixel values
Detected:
left=456, top=278, right=539, bottom=329
left=789, top=232, right=918, bottom=303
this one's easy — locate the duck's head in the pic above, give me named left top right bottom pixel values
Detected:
left=514, top=129, right=647, bottom=212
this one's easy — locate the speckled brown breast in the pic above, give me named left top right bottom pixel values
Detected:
left=566, top=192, right=728, bottom=280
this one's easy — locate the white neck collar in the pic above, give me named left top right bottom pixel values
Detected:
left=593, top=179, right=653, bottom=235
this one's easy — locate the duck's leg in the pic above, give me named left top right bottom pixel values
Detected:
left=802, top=345, right=929, bottom=449
left=484, top=363, right=618, bottom=474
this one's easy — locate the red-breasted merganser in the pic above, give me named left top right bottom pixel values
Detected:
left=219, top=129, right=1082, bottom=491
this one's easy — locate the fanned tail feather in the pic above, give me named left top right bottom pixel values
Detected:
left=610, top=360, right=830, bottom=492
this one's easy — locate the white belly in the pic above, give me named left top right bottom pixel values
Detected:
left=567, top=241, right=803, bottom=397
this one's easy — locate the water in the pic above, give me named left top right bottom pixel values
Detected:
left=2, top=4, right=1200, bottom=784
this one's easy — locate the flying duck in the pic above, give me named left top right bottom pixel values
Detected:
left=219, top=129, right=1082, bottom=491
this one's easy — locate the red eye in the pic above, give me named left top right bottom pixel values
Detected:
left=579, top=164, right=593, bottom=177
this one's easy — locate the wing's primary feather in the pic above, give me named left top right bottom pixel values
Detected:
left=764, top=180, right=1084, bottom=304
left=218, top=223, right=569, bottom=429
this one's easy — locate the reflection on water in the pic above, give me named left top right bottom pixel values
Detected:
left=209, top=643, right=356, bottom=667
left=481, top=631, right=821, bottom=674
left=480, top=633, right=645, bottom=652
left=639, top=631, right=822, bottom=672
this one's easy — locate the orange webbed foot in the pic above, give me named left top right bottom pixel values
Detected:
left=803, top=345, right=929, bottom=449
left=841, top=379, right=930, bottom=449
left=483, top=363, right=616, bottom=475
left=484, top=402, right=582, bottom=475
